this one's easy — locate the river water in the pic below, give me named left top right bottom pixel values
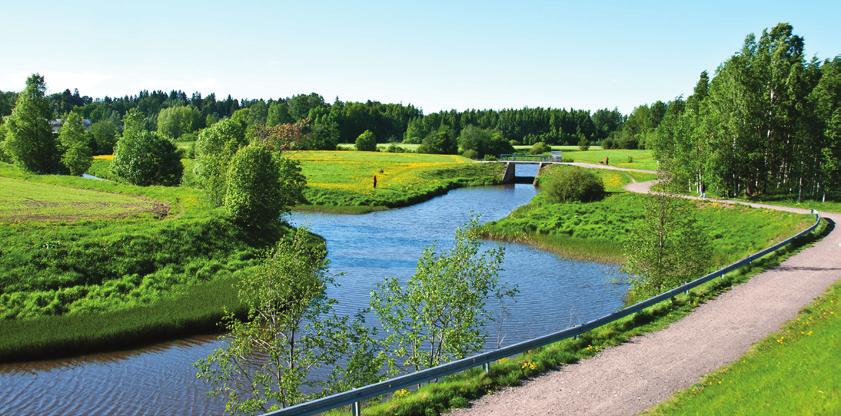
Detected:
left=0, top=174, right=629, bottom=415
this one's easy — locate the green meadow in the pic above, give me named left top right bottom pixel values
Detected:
left=481, top=165, right=811, bottom=264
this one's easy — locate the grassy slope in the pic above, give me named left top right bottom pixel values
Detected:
left=646, top=279, right=841, bottom=416
left=482, top=165, right=810, bottom=264
left=0, top=162, right=270, bottom=361
left=287, top=151, right=504, bottom=212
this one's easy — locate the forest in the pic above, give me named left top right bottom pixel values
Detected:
left=0, top=85, right=657, bottom=155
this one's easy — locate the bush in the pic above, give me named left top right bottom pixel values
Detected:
left=457, top=125, right=513, bottom=159
left=355, top=130, right=377, bottom=151
left=386, top=143, right=406, bottom=153
left=224, top=145, right=285, bottom=230
left=111, top=130, right=183, bottom=186
left=529, top=141, right=549, bottom=155
left=462, top=149, right=478, bottom=159
left=419, top=129, right=457, bottom=154
left=542, top=168, right=605, bottom=202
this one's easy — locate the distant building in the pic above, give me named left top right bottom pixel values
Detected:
left=50, top=118, right=92, bottom=134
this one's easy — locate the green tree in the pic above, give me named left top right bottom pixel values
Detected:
left=529, top=141, right=548, bottom=155
left=156, top=105, right=200, bottom=140
left=193, top=118, right=249, bottom=205
left=111, top=110, right=183, bottom=186
left=88, top=119, right=119, bottom=154
left=195, top=228, right=381, bottom=414
left=622, top=193, right=712, bottom=300
left=354, top=129, right=377, bottom=151
left=266, top=101, right=292, bottom=126
left=58, top=112, right=92, bottom=175
left=371, top=218, right=516, bottom=371
left=457, top=125, right=513, bottom=159
left=418, top=126, right=457, bottom=154
left=4, top=74, right=58, bottom=173
left=224, top=145, right=304, bottom=230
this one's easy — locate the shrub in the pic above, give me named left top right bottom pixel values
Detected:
left=418, top=129, right=457, bottom=154
left=355, top=130, right=377, bottom=151
left=111, top=130, right=182, bottom=186
left=457, top=125, right=513, bottom=159
left=386, top=143, right=406, bottom=153
left=193, top=118, right=248, bottom=205
left=542, top=168, right=605, bottom=202
left=462, top=149, right=478, bottom=159
left=529, top=141, right=548, bottom=155
left=224, top=145, right=285, bottom=230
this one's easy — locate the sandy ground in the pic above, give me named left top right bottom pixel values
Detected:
left=450, top=176, right=841, bottom=416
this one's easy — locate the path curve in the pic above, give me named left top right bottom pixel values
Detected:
left=451, top=167, right=841, bottom=416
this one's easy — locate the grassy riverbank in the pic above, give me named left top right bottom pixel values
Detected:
left=646, top=278, right=841, bottom=415
left=341, top=219, right=829, bottom=416
left=0, top=162, right=277, bottom=362
left=286, top=151, right=505, bottom=212
left=481, top=165, right=811, bottom=264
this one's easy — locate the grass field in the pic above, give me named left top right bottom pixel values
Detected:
left=287, top=151, right=504, bottom=211
left=646, top=279, right=841, bottom=416
left=0, top=162, right=275, bottom=361
left=482, top=165, right=810, bottom=264
left=0, top=175, right=163, bottom=222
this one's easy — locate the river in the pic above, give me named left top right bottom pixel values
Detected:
left=0, top=173, right=629, bottom=415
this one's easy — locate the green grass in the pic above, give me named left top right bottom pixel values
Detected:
left=287, top=151, right=504, bottom=211
left=646, top=277, right=841, bottom=416
left=0, top=162, right=279, bottom=361
left=483, top=165, right=810, bottom=264
left=511, top=147, right=655, bottom=170
left=0, top=175, right=162, bottom=222
left=324, top=220, right=828, bottom=416
left=337, top=143, right=421, bottom=151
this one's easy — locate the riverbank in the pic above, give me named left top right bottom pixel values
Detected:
left=480, top=165, right=811, bottom=266
left=361, top=218, right=829, bottom=416
left=0, top=162, right=283, bottom=362
left=286, top=151, right=506, bottom=212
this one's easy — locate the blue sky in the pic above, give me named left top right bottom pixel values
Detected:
left=1, top=0, right=839, bottom=113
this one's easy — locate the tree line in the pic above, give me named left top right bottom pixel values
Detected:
left=655, top=23, right=841, bottom=201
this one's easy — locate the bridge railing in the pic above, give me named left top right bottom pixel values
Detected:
left=265, top=211, right=822, bottom=416
left=499, top=153, right=551, bottom=162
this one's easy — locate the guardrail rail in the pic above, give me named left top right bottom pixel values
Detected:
left=266, top=210, right=822, bottom=416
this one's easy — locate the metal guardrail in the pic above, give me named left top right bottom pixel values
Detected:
left=266, top=210, right=822, bottom=416
left=499, top=153, right=551, bottom=162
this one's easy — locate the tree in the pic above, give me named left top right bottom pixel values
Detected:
left=266, top=101, right=292, bottom=126
left=224, top=144, right=304, bottom=230
left=4, top=74, right=58, bottom=173
left=577, top=133, right=590, bottom=151
left=58, top=112, right=91, bottom=175
left=371, top=218, right=517, bottom=371
left=622, top=193, right=711, bottom=300
left=156, top=105, right=200, bottom=140
left=354, top=129, right=377, bottom=151
left=88, top=119, right=119, bottom=154
left=193, top=118, right=249, bottom=205
left=111, top=110, right=182, bottom=185
left=418, top=127, right=457, bottom=154
left=196, top=228, right=381, bottom=414
left=457, top=125, right=513, bottom=159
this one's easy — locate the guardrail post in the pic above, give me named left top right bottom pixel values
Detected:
left=352, top=401, right=361, bottom=416
left=483, top=362, right=490, bottom=373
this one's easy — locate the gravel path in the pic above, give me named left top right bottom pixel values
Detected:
left=450, top=175, right=841, bottom=416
